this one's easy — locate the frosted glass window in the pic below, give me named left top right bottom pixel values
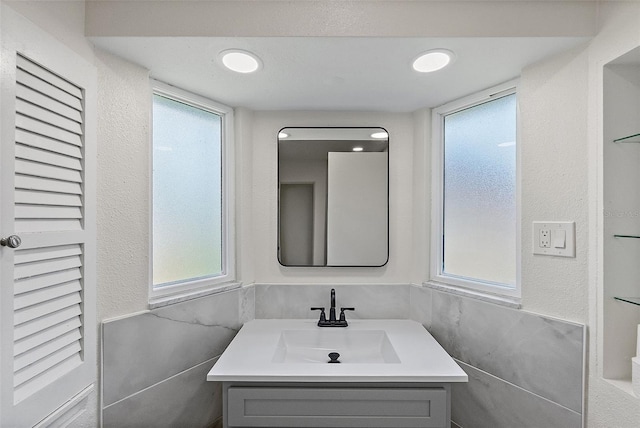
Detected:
left=152, top=94, right=223, bottom=287
left=443, top=93, right=516, bottom=287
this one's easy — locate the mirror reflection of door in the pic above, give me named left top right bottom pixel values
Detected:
left=326, top=152, right=388, bottom=266
left=279, top=183, right=315, bottom=266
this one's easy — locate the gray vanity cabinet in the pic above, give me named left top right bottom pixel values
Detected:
left=222, top=382, right=451, bottom=428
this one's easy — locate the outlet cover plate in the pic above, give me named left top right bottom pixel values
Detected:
left=533, top=221, right=576, bottom=257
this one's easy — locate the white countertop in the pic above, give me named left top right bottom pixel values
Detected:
left=207, top=319, right=468, bottom=383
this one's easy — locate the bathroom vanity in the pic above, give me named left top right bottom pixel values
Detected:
left=207, top=319, right=467, bottom=428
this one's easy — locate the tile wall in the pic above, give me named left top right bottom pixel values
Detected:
left=413, top=286, right=585, bottom=428
left=254, top=283, right=410, bottom=319
left=101, top=287, right=254, bottom=428
left=101, top=283, right=585, bottom=428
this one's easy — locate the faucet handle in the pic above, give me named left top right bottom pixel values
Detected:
left=311, top=307, right=326, bottom=322
left=339, top=307, right=355, bottom=322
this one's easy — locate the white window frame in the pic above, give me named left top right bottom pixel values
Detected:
left=430, top=79, right=521, bottom=300
left=149, top=80, right=236, bottom=303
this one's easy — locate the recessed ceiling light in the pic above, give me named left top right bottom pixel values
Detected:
left=219, top=49, right=262, bottom=73
left=353, top=147, right=364, bottom=152
left=412, top=49, right=454, bottom=73
left=371, top=131, right=388, bottom=139
left=497, top=141, right=516, bottom=147
left=278, top=132, right=289, bottom=139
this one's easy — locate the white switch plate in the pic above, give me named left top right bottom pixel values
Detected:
left=532, top=221, right=576, bottom=257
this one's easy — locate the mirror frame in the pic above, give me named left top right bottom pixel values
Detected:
left=277, top=127, right=389, bottom=267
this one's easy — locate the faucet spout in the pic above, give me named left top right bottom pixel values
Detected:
left=329, top=289, right=337, bottom=322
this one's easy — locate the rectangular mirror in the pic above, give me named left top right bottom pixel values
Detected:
left=278, top=127, right=389, bottom=267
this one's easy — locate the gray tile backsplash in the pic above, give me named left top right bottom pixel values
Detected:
left=428, top=289, right=584, bottom=413
left=103, top=358, right=221, bottom=428
left=409, top=285, right=432, bottom=328
left=452, top=361, right=582, bottom=428
left=101, top=283, right=585, bottom=428
left=239, top=285, right=255, bottom=324
left=255, top=283, right=411, bottom=319
left=102, top=289, right=243, bottom=407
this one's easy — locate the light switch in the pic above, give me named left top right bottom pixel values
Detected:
left=553, top=229, right=566, bottom=248
left=533, top=221, right=575, bottom=257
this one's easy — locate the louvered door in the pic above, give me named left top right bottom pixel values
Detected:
left=1, top=6, right=96, bottom=427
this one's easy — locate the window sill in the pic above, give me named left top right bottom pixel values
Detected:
left=149, top=281, right=242, bottom=309
left=422, top=281, right=522, bottom=309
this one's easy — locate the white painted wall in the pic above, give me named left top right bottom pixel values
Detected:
left=519, top=44, right=590, bottom=322
left=410, top=108, right=431, bottom=284
left=251, top=110, right=415, bottom=284
left=94, top=49, right=151, bottom=320
left=235, top=107, right=256, bottom=285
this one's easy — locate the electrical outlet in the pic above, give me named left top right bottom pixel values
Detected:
left=533, top=221, right=576, bottom=257
left=539, top=228, right=551, bottom=248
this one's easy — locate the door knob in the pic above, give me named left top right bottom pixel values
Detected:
left=1, top=235, right=21, bottom=248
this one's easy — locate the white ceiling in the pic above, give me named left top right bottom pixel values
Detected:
left=91, top=36, right=588, bottom=112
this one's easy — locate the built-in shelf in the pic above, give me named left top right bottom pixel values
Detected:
left=614, top=296, right=640, bottom=306
left=613, top=133, right=640, bottom=143
left=603, top=47, right=640, bottom=399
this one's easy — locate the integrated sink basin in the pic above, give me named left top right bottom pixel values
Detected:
left=272, top=329, right=401, bottom=364
left=208, top=319, right=467, bottom=383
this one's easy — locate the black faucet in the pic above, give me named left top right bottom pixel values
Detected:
left=311, top=288, right=355, bottom=327
left=329, top=288, right=337, bottom=322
